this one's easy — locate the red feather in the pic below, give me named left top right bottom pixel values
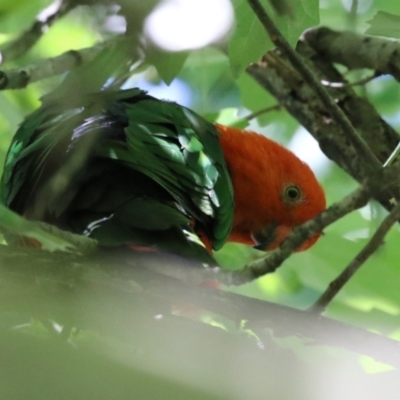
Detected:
left=216, top=124, right=326, bottom=251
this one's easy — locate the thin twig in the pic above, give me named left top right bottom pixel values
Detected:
left=384, top=141, right=400, bottom=168
left=244, top=104, right=281, bottom=121
left=321, top=73, right=378, bottom=88
left=246, top=0, right=382, bottom=172
left=0, top=0, right=75, bottom=64
left=310, top=200, right=400, bottom=313
left=347, top=0, right=358, bottom=29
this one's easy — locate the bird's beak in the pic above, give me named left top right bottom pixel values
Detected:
left=252, top=224, right=322, bottom=252
left=251, top=224, right=279, bottom=251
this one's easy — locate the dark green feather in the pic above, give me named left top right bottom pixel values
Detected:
left=1, top=88, right=234, bottom=262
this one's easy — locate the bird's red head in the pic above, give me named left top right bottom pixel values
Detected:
left=216, top=124, right=326, bottom=252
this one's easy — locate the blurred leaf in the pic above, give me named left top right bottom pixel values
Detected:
left=269, top=0, right=293, bottom=17
left=0, top=0, right=52, bottom=33
left=284, top=0, right=320, bottom=46
left=365, top=11, right=400, bottom=39
left=180, top=48, right=240, bottom=114
left=42, top=38, right=133, bottom=102
left=0, top=327, right=225, bottom=400
left=0, top=0, right=27, bottom=16
left=235, top=73, right=277, bottom=126
left=215, top=242, right=260, bottom=270
left=229, top=0, right=271, bottom=78
left=358, top=356, right=394, bottom=374
left=228, top=0, right=319, bottom=78
left=147, top=50, right=189, bottom=85
left=205, top=107, right=249, bottom=129
left=33, top=8, right=98, bottom=57
left=0, top=204, right=82, bottom=252
left=367, top=76, right=400, bottom=118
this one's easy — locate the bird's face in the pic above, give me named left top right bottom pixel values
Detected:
left=217, top=124, right=326, bottom=253
left=222, top=132, right=326, bottom=252
left=229, top=180, right=325, bottom=252
left=245, top=160, right=326, bottom=252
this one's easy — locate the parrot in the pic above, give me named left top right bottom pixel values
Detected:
left=0, top=88, right=326, bottom=265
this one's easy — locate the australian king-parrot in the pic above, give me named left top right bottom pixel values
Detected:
left=0, top=88, right=326, bottom=264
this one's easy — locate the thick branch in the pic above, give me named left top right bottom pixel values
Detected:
left=2, top=243, right=400, bottom=369
left=246, top=0, right=381, bottom=172
left=303, top=27, right=400, bottom=81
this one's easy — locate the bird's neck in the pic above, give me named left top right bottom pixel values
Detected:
left=216, top=124, right=278, bottom=245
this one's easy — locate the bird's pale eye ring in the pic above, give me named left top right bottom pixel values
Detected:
left=283, top=184, right=303, bottom=203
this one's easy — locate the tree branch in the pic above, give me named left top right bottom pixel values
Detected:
left=244, top=104, right=281, bottom=121
left=0, top=0, right=75, bottom=64
left=225, top=164, right=400, bottom=286
left=246, top=0, right=382, bottom=172
left=246, top=49, right=400, bottom=210
left=2, top=243, right=400, bottom=369
left=0, top=204, right=97, bottom=254
left=80, top=167, right=394, bottom=288
left=0, top=39, right=120, bottom=90
left=302, top=27, right=400, bottom=81
left=311, top=200, right=400, bottom=313
left=2, top=164, right=398, bottom=288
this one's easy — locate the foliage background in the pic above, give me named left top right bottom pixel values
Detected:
left=1, top=0, right=400, bottom=398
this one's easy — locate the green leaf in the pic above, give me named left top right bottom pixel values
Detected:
left=42, top=39, right=133, bottom=103
left=0, top=204, right=77, bottom=252
left=228, top=0, right=319, bottom=78
left=285, top=0, right=319, bottom=46
left=205, top=108, right=249, bottom=129
left=365, top=11, right=400, bottom=39
left=146, top=50, right=189, bottom=85
left=0, top=0, right=51, bottom=33
left=229, top=0, right=272, bottom=79
left=235, top=74, right=276, bottom=126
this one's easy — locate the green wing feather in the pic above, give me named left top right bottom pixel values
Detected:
left=1, top=88, right=234, bottom=262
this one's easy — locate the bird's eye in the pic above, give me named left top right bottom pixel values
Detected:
left=283, top=185, right=302, bottom=203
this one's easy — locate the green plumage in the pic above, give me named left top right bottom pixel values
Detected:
left=1, top=88, right=234, bottom=263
